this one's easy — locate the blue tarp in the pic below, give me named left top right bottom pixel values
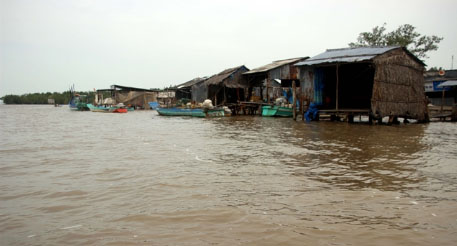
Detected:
left=305, top=103, right=319, bottom=122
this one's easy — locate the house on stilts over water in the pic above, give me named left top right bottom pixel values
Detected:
left=191, top=65, right=250, bottom=107
left=295, top=46, right=429, bottom=123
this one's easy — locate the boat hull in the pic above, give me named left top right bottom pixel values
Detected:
left=262, top=106, right=293, bottom=117
left=87, top=104, right=109, bottom=112
left=157, top=108, right=224, bottom=117
left=111, top=108, right=128, bottom=113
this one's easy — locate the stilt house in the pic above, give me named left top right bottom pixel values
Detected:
left=295, top=46, right=428, bottom=122
left=192, top=65, right=249, bottom=106
left=243, top=57, right=309, bottom=102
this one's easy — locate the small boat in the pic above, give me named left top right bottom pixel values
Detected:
left=111, top=108, right=127, bottom=113
left=87, top=103, right=128, bottom=113
left=157, top=107, right=224, bottom=117
left=262, top=105, right=293, bottom=117
left=87, top=104, right=109, bottom=112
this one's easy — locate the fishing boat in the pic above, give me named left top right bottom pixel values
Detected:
left=69, top=94, right=89, bottom=111
left=68, top=85, right=89, bottom=111
left=262, top=105, right=293, bottom=117
left=157, top=107, right=224, bottom=117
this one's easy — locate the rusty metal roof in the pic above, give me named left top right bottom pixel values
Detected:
left=295, top=46, right=415, bottom=66
left=204, top=65, right=249, bottom=88
left=176, top=77, right=207, bottom=88
left=244, top=57, right=308, bottom=75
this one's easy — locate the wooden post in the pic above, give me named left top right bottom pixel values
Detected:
left=292, top=81, right=297, bottom=120
left=266, top=75, right=269, bottom=103
left=441, top=88, right=445, bottom=113
left=300, top=94, right=305, bottom=122
left=336, top=64, right=339, bottom=111
left=452, top=104, right=457, bottom=121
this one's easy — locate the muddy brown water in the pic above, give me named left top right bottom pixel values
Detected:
left=0, top=105, right=456, bottom=245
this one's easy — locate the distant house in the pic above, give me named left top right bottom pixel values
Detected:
left=243, top=57, right=309, bottom=102
left=96, top=85, right=159, bottom=109
left=295, top=46, right=428, bottom=122
left=424, top=69, right=457, bottom=106
left=192, top=65, right=249, bottom=105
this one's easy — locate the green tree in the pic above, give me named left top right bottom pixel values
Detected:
left=349, top=23, right=443, bottom=59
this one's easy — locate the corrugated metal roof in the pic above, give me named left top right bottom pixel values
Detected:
left=204, top=65, right=249, bottom=88
left=295, top=46, right=401, bottom=66
left=111, top=84, right=159, bottom=92
left=176, top=77, right=207, bottom=88
left=437, top=80, right=457, bottom=87
left=244, top=57, right=308, bottom=75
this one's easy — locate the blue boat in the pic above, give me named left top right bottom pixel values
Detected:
left=68, top=85, right=89, bottom=111
left=148, top=102, right=159, bottom=110
left=69, top=94, right=89, bottom=111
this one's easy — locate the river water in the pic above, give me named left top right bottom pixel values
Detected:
left=0, top=104, right=456, bottom=245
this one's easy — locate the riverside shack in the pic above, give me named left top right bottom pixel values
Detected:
left=243, top=57, right=309, bottom=103
left=95, top=85, right=159, bottom=109
left=191, top=65, right=249, bottom=107
left=295, top=46, right=429, bottom=123
left=175, top=77, right=208, bottom=101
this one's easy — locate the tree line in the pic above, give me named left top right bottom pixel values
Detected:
left=1, top=91, right=96, bottom=105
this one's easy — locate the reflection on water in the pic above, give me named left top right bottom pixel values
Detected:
left=0, top=105, right=456, bottom=246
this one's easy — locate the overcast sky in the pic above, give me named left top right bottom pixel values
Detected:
left=1, top=0, right=456, bottom=96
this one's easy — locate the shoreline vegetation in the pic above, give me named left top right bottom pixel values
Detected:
left=1, top=91, right=96, bottom=105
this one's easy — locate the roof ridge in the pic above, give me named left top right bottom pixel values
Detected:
left=326, top=46, right=401, bottom=52
left=271, top=57, right=308, bottom=62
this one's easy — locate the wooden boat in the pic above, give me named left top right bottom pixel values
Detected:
left=87, top=104, right=109, bottom=112
left=87, top=104, right=128, bottom=113
left=262, top=105, right=293, bottom=117
left=157, top=107, right=224, bottom=117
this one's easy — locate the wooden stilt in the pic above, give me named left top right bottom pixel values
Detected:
left=336, top=64, right=339, bottom=111
left=292, top=81, right=297, bottom=121
left=368, top=114, right=373, bottom=125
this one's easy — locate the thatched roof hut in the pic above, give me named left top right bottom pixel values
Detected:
left=295, top=46, right=428, bottom=122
